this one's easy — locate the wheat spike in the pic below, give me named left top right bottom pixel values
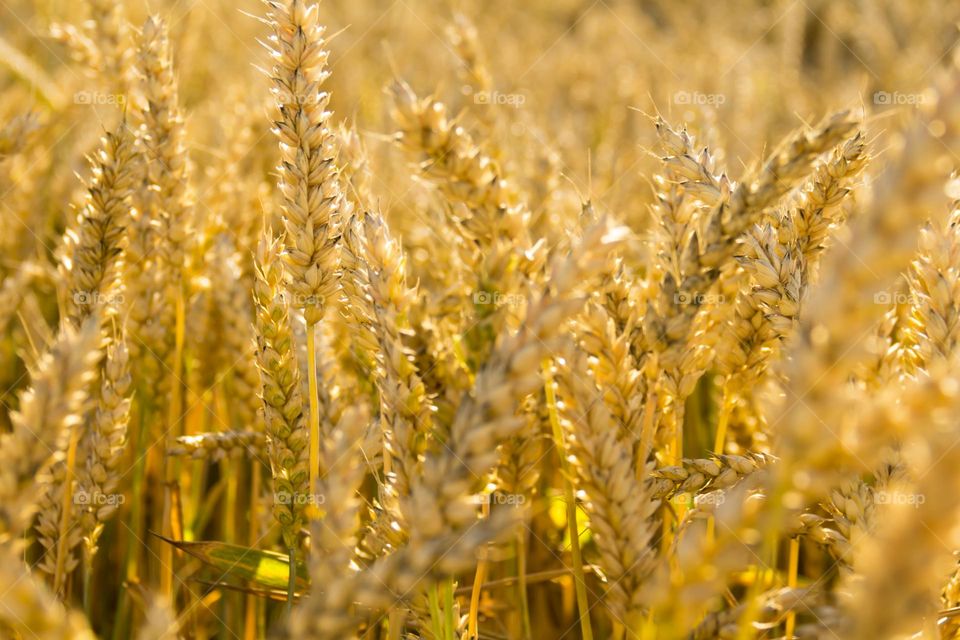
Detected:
left=253, top=231, right=310, bottom=549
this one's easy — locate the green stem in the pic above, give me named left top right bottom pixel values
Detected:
left=286, top=546, right=296, bottom=617
left=82, top=551, right=93, bottom=619
left=428, top=584, right=445, bottom=640
left=443, top=578, right=456, bottom=640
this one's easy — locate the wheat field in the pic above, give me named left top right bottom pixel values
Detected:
left=2, top=0, right=960, bottom=638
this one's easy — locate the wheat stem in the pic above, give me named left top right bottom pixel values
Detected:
left=517, top=531, right=532, bottom=640
left=443, top=578, right=456, bottom=640
left=245, top=461, right=262, bottom=640
left=223, top=436, right=240, bottom=627
left=286, top=546, right=296, bottom=616
left=735, top=481, right=787, bottom=640
left=713, top=388, right=733, bottom=455
left=707, top=389, right=734, bottom=542
left=428, top=585, right=445, bottom=640
left=543, top=358, right=593, bottom=640
left=388, top=610, right=405, bottom=640
left=161, top=285, right=185, bottom=600
left=53, top=425, right=81, bottom=595
left=468, top=501, right=491, bottom=638
left=114, top=400, right=148, bottom=640
left=785, top=538, right=800, bottom=638
left=83, top=555, right=93, bottom=617
left=306, top=321, right=320, bottom=515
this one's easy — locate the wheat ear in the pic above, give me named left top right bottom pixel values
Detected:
left=169, top=430, right=267, bottom=462
left=134, top=16, right=193, bottom=400
left=0, top=546, right=96, bottom=640
left=266, top=0, right=347, bottom=513
left=558, top=349, right=658, bottom=629
left=361, top=210, right=433, bottom=495
left=0, top=318, right=100, bottom=540
left=288, top=406, right=369, bottom=638
left=61, top=121, right=137, bottom=326
left=253, top=231, right=310, bottom=550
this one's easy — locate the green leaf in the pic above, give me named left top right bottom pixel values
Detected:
left=192, top=580, right=303, bottom=602
left=151, top=533, right=309, bottom=591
